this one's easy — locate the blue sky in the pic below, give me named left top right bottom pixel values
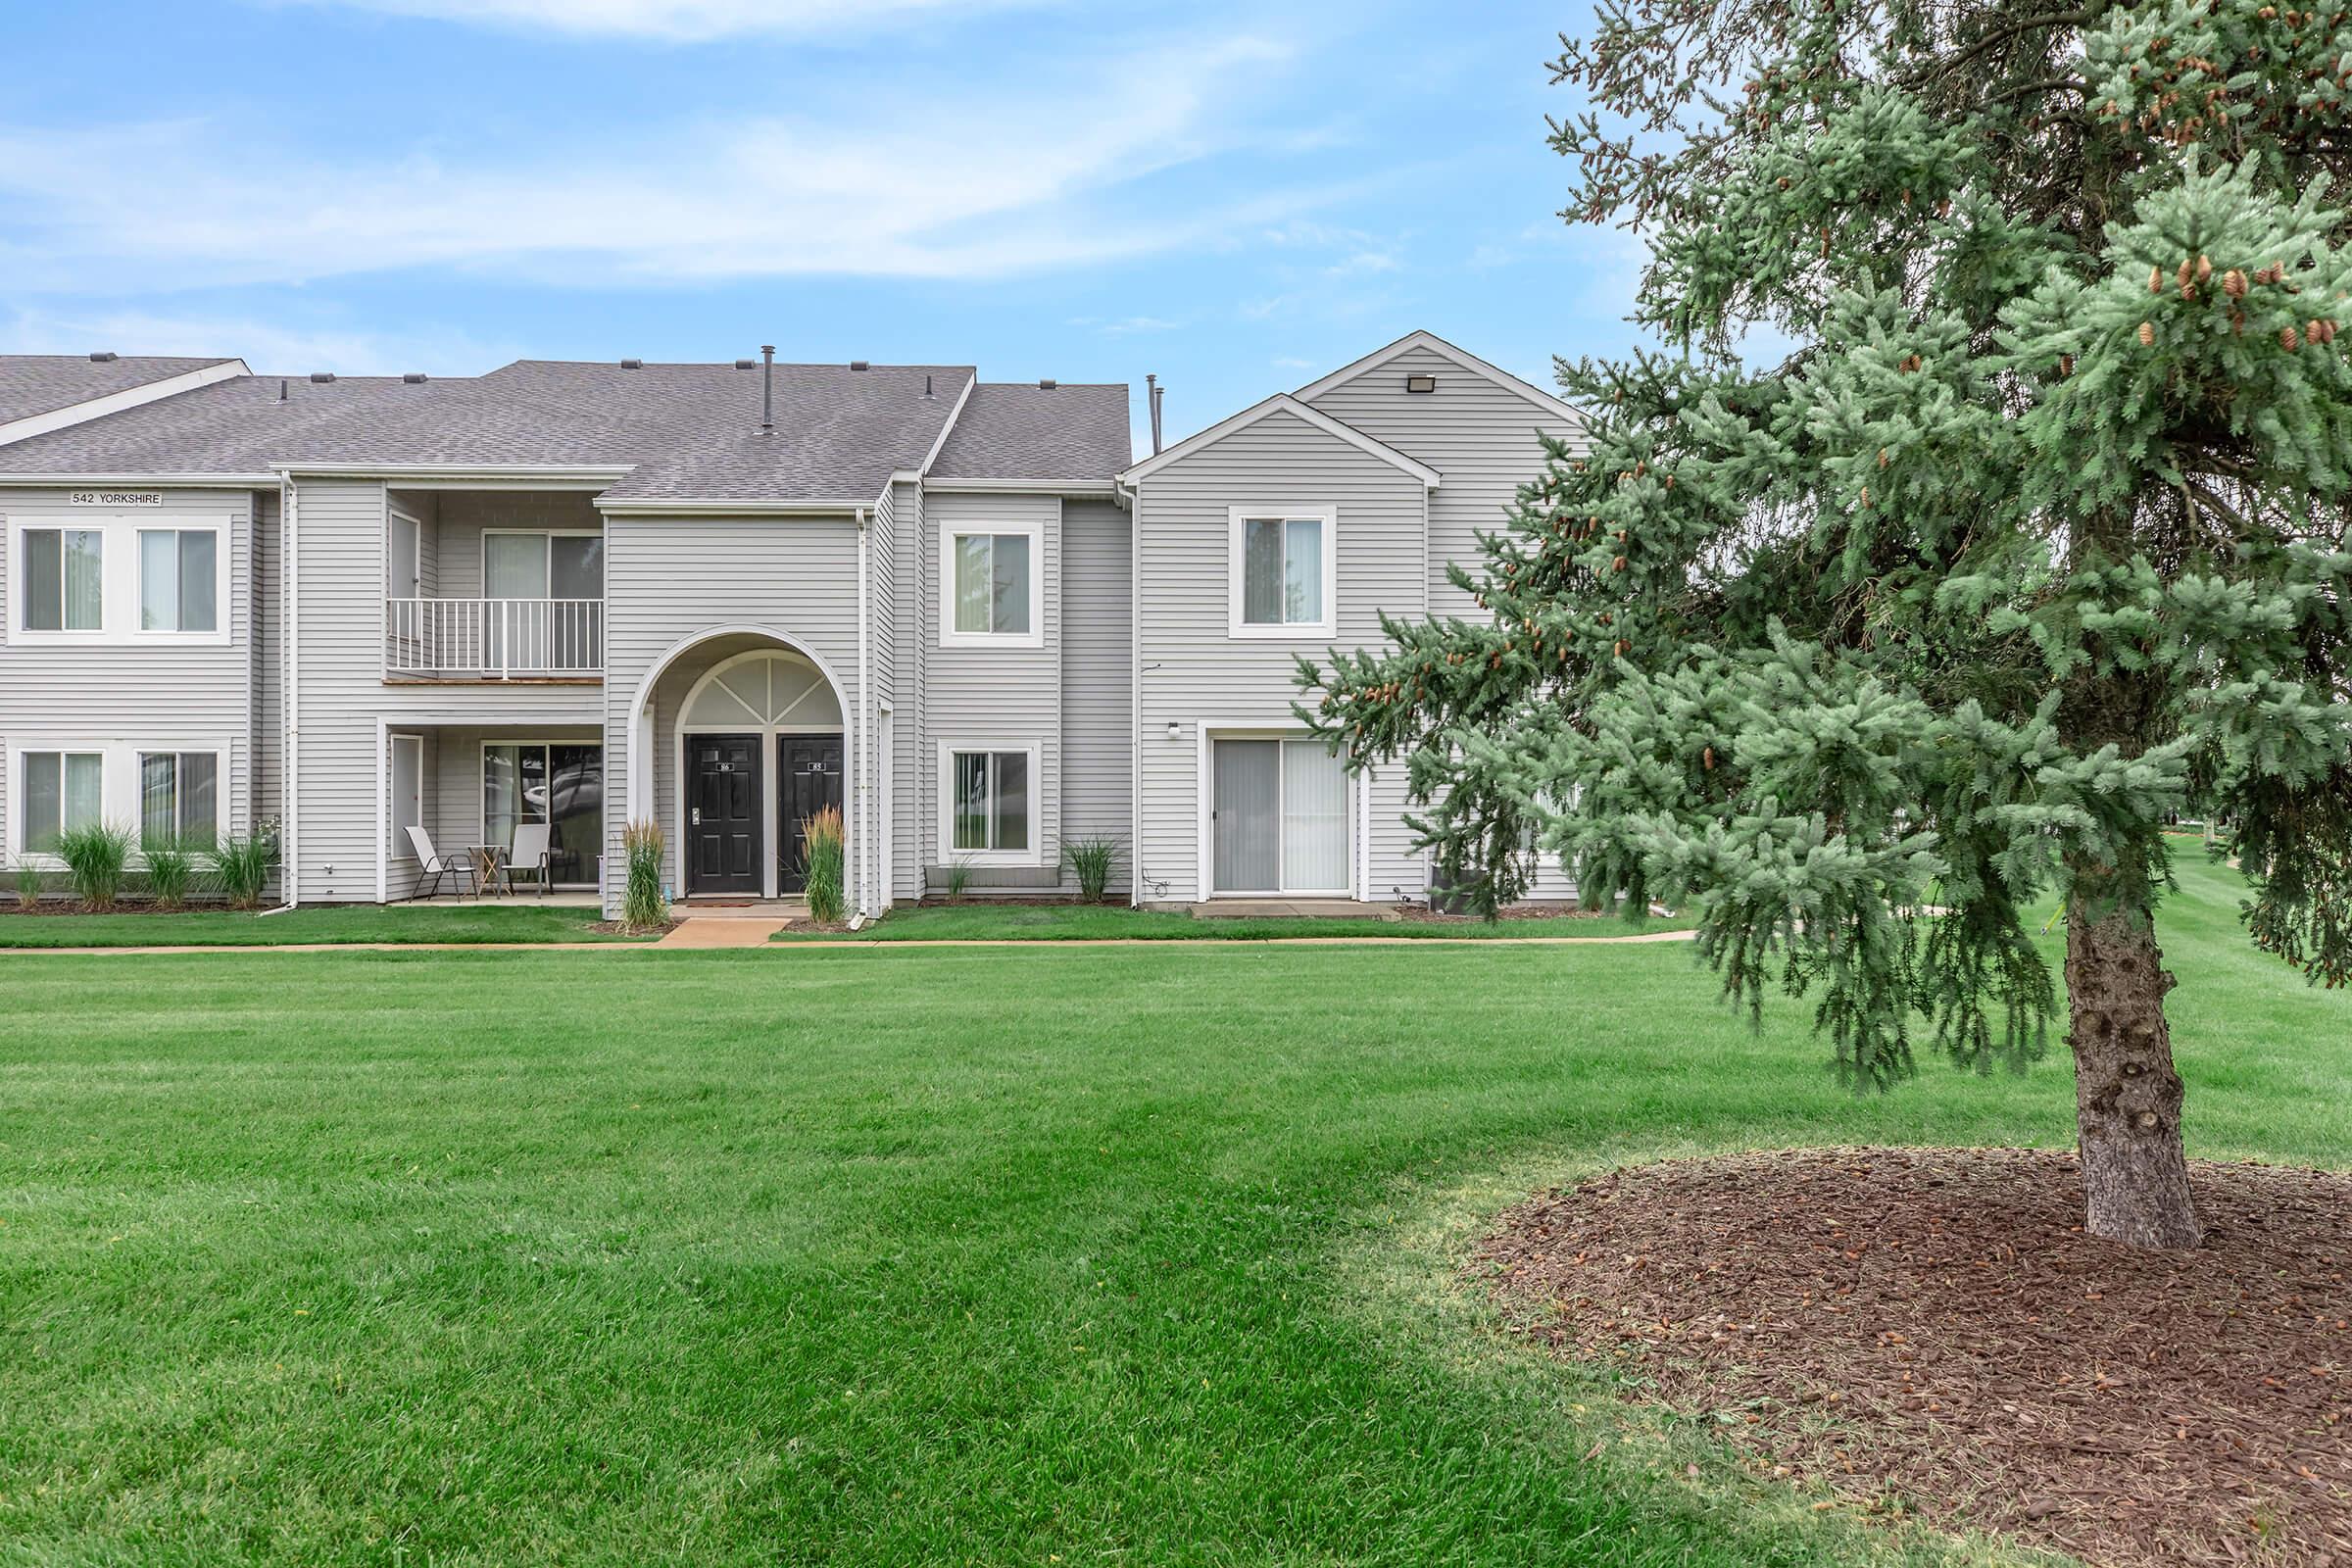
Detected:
left=0, top=0, right=1635, bottom=448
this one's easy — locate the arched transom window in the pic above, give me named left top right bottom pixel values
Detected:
left=683, top=651, right=842, bottom=728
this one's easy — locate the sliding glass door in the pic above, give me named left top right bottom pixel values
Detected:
left=1210, top=737, right=1350, bottom=895
left=482, top=742, right=603, bottom=885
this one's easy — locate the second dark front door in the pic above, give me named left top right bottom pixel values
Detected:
left=687, top=734, right=760, bottom=895
left=778, top=735, right=845, bottom=894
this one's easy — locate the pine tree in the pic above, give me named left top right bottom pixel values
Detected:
left=1302, top=0, right=2352, bottom=1250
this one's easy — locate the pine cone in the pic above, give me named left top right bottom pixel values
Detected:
left=2225, top=268, right=2248, bottom=297
left=2139, top=321, right=2157, bottom=346
left=1613, top=556, right=1628, bottom=571
left=2149, top=265, right=2166, bottom=292
left=2059, top=354, right=2076, bottom=377
left=1702, top=747, right=1716, bottom=771
left=2283, top=324, right=2303, bottom=351
left=2198, top=255, right=2214, bottom=283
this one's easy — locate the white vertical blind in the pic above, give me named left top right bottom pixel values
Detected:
left=1280, top=739, right=1349, bottom=892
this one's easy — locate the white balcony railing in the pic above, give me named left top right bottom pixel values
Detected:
left=385, top=598, right=604, bottom=678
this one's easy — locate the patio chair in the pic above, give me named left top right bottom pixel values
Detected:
left=508, top=822, right=553, bottom=899
left=406, top=825, right=477, bottom=901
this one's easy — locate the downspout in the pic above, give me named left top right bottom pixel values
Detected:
left=1126, top=478, right=1143, bottom=906
left=855, top=502, right=871, bottom=917
left=266, top=473, right=301, bottom=913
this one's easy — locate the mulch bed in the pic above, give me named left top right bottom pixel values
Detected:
left=1476, top=1148, right=2351, bottom=1567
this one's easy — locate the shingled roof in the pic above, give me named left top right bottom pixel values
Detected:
left=0, top=359, right=984, bottom=503
left=0, top=355, right=241, bottom=427
left=926, top=382, right=1131, bottom=484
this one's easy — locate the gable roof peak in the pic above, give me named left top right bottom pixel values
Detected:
left=1291, top=328, right=1580, bottom=423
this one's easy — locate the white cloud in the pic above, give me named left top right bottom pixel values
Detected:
left=0, top=34, right=1328, bottom=294
left=274, top=0, right=1030, bottom=41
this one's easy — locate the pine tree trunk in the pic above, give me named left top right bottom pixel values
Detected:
left=2065, top=898, right=2200, bottom=1250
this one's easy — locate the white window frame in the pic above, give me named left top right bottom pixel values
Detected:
left=1226, top=505, right=1337, bottom=640
left=938, top=518, right=1045, bottom=650
left=936, top=741, right=1043, bottom=866
left=6, top=514, right=230, bottom=648
left=481, top=527, right=605, bottom=601
left=9, top=747, right=105, bottom=865
left=5, top=738, right=232, bottom=867
left=133, top=749, right=222, bottom=848
left=135, top=527, right=224, bottom=635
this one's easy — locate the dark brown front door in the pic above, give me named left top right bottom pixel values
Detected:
left=687, top=734, right=760, bottom=895
left=778, top=735, right=845, bottom=894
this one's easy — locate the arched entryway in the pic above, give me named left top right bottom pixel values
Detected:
left=624, top=629, right=853, bottom=904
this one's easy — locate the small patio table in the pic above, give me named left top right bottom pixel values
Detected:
left=466, top=845, right=511, bottom=897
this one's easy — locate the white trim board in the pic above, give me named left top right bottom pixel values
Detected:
left=1116, top=394, right=1441, bottom=488
left=0, top=360, right=249, bottom=449
left=1289, top=328, right=1584, bottom=425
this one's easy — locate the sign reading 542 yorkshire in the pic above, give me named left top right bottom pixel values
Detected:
left=69, top=491, right=165, bottom=507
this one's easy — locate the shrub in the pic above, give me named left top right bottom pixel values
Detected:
left=621, top=819, right=668, bottom=931
left=944, top=855, right=973, bottom=905
left=13, top=858, right=42, bottom=911
left=803, top=806, right=846, bottom=924
left=208, top=832, right=277, bottom=911
left=1062, top=835, right=1121, bottom=904
left=142, top=839, right=196, bottom=911
left=56, top=821, right=133, bottom=910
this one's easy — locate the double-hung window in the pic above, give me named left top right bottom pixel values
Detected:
left=1229, top=508, right=1334, bottom=637
left=20, top=528, right=105, bottom=632
left=139, top=529, right=219, bottom=632
left=947, top=749, right=1033, bottom=858
left=942, top=522, right=1042, bottom=647
left=137, top=752, right=219, bottom=850
left=19, top=751, right=102, bottom=854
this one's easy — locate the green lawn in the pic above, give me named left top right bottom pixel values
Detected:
left=0, top=903, right=636, bottom=948
left=776, top=901, right=1690, bottom=941
left=1, top=854, right=2342, bottom=1566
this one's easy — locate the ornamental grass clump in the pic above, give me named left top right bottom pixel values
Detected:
left=13, top=859, right=41, bottom=911
left=803, top=807, right=846, bottom=924
left=56, top=822, right=133, bottom=910
left=208, top=832, right=276, bottom=912
left=622, top=819, right=668, bottom=931
left=1062, top=835, right=1121, bottom=904
left=141, top=839, right=196, bottom=911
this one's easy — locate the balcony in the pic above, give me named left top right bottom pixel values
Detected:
left=385, top=598, right=604, bottom=680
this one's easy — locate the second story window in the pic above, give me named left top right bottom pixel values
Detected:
left=1229, top=508, right=1334, bottom=638
left=139, top=529, right=219, bottom=632
left=485, top=530, right=604, bottom=600
left=21, top=528, right=104, bottom=632
left=941, top=521, right=1043, bottom=648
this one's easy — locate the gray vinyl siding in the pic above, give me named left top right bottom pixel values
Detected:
left=254, top=487, right=283, bottom=828
left=1302, top=346, right=1587, bottom=901
left=1132, top=410, right=1427, bottom=903
left=1300, top=343, right=1581, bottom=618
left=288, top=476, right=597, bottom=903
left=601, top=514, right=864, bottom=912
left=922, top=490, right=1062, bottom=891
left=1059, top=496, right=1131, bottom=893
left=889, top=478, right=925, bottom=902
left=0, top=486, right=258, bottom=865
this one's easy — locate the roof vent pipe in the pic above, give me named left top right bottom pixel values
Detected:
left=924, top=373, right=933, bottom=398
left=1147, top=374, right=1164, bottom=456
left=277, top=378, right=289, bottom=403
left=760, top=344, right=775, bottom=434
